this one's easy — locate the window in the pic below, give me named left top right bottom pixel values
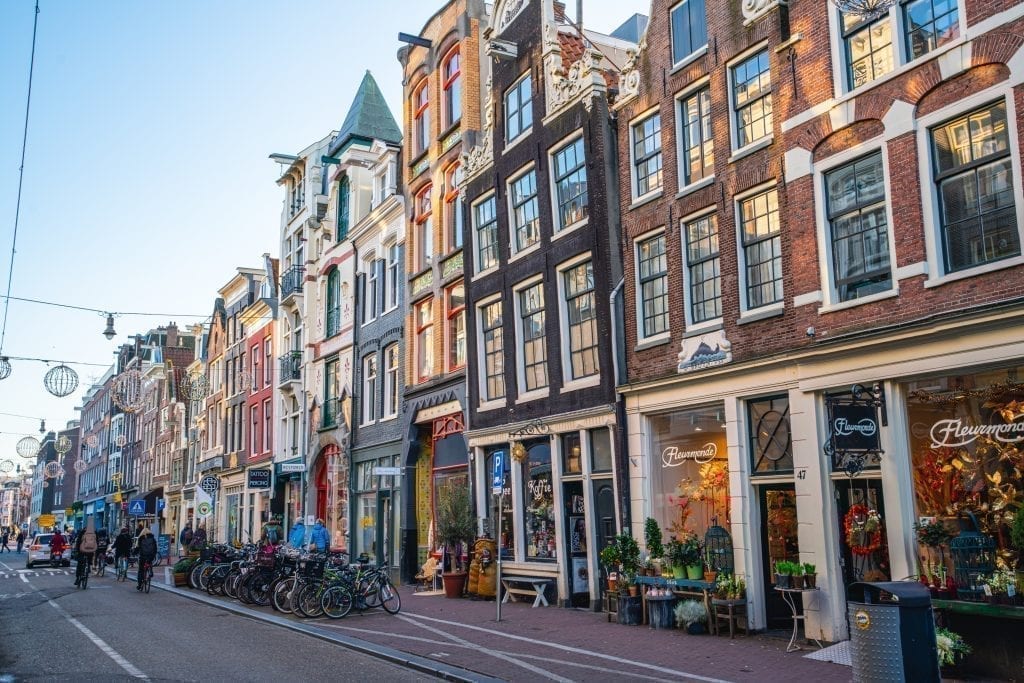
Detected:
left=385, top=242, right=399, bottom=310
left=363, top=260, right=378, bottom=324
left=474, top=195, right=499, bottom=271
left=505, top=73, right=533, bottom=142
left=326, top=268, right=341, bottom=336
left=383, top=344, right=398, bottom=418
left=446, top=282, right=466, bottom=371
left=337, top=175, right=350, bottom=240
left=250, top=406, right=259, bottom=454
left=632, top=113, right=663, bottom=197
left=251, top=346, right=260, bottom=392
left=362, top=354, right=378, bottom=424
left=415, top=186, right=433, bottom=272
left=825, top=151, right=892, bottom=301
left=324, top=358, right=339, bottom=428
left=413, top=80, right=430, bottom=156
left=670, top=0, right=707, bottom=65
left=518, top=282, right=548, bottom=392
left=749, top=395, right=792, bottom=474
left=842, top=12, right=894, bottom=89
left=264, top=340, right=272, bottom=386
left=444, top=164, right=464, bottom=251
left=684, top=213, right=721, bottom=323
left=510, top=169, right=540, bottom=252
left=552, top=137, right=588, bottom=229
left=415, top=298, right=434, bottom=381
left=522, top=442, right=555, bottom=560
left=590, top=427, right=613, bottom=472
left=637, top=233, right=669, bottom=338
left=931, top=101, right=1018, bottom=272
left=562, top=261, right=599, bottom=380
left=679, top=87, right=713, bottom=186
left=442, top=47, right=462, bottom=129
left=263, top=398, right=271, bottom=452
left=903, top=0, right=959, bottom=61
left=480, top=301, right=505, bottom=401
left=732, top=50, right=772, bottom=148
left=739, top=188, right=783, bottom=309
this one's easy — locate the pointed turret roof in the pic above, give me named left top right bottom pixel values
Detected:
left=329, top=71, right=402, bottom=157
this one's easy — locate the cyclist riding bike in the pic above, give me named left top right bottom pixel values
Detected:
left=113, top=526, right=132, bottom=580
left=136, top=526, right=158, bottom=591
left=93, top=528, right=110, bottom=573
left=74, top=520, right=98, bottom=587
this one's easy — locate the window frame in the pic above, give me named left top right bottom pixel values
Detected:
left=669, top=0, right=708, bottom=68
left=504, top=72, right=533, bottom=144
left=675, top=81, right=714, bottom=190
left=549, top=133, right=589, bottom=233
left=414, top=297, right=434, bottom=383
left=735, top=184, right=784, bottom=313
left=413, top=79, right=430, bottom=158
left=442, top=45, right=462, bottom=130
left=385, top=242, right=399, bottom=311
left=477, top=295, right=506, bottom=405
left=445, top=281, right=466, bottom=372
left=362, top=257, right=378, bottom=326
left=634, top=229, right=670, bottom=342
left=361, top=353, right=378, bottom=426
left=337, top=175, right=350, bottom=240
left=841, top=11, right=895, bottom=91
left=514, top=277, right=549, bottom=398
left=472, top=192, right=499, bottom=274
left=414, top=185, right=434, bottom=273
left=507, top=165, right=541, bottom=255
left=263, top=398, right=272, bottom=453
left=383, top=343, right=399, bottom=419
left=444, top=163, right=464, bottom=253
left=557, top=254, right=600, bottom=386
left=326, top=267, right=341, bottom=336
left=729, top=47, right=773, bottom=152
left=681, top=210, right=723, bottom=328
left=630, top=109, right=663, bottom=201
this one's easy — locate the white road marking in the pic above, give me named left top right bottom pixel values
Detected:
left=21, top=576, right=148, bottom=680
left=399, top=611, right=734, bottom=683
left=0, top=559, right=13, bottom=571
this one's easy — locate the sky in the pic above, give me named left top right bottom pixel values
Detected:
left=0, top=0, right=650, bottom=475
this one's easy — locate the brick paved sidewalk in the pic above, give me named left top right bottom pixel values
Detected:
left=315, top=591, right=853, bottom=682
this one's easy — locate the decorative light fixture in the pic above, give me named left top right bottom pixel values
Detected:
left=43, top=364, right=79, bottom=397
left=43, top=461, right=62, bottom=479
left=39, top=419, right=46, bottom=434
left=111, top=369, right=145, bottom=413
left=0, top=460, right=14, bottom=473
left=85, top=435, right=99, bottom=449
left=829, top=0, right=897, bottom=19
left=180, top=371, right=210, bottom=401
left=103, top=313, right=117, bottom=340
left=15, top=436, right=40, bottom=459
left=511, top=441, right=527, bottom=463
left=55, top=435, right=72, bottom=455
left=73, top=459, right=87, bottom=474
left=0, top=356, right=10, bottom=380
left=115, top=434, right=127, bottom=448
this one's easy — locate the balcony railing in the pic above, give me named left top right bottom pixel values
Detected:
left=278, top=351, right=302, bottom=386
left=280, top=265, right=305, bottom=300
left=325, top=307, right=340, bottom=338
left=321, top=397, right=340, bottom=430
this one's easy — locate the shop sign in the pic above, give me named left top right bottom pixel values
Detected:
left=199, top=476, right=220, bottom=493
left=830, top=404, right=880, bottom=452
left=662, top=444, right=717, bottom=467
left=372, top=466, right=402, bottom=476
left=929, top=417, right=1024, bottom=448
left=677, top=330, right=733, bottom=374
left=824, top=383, right=887, bottom=476
left=279, top=463, right=305, bottom=473
left=247, top=469, right=272, bottom=489
left=38, top=514, right=55, bottom=527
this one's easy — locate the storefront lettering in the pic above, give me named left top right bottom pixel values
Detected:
left=662, top=444, right=717, bottom=467
left=527, top=478, right=552, bottom=500
left=833, top=417, right=877, bottom=437
left=929, top=417, right=1024, bottom=448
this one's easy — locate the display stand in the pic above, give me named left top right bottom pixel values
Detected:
left=774, top=586, right=823, bottom=652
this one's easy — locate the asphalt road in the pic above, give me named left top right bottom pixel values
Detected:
left=0, top=556, right=436, bottom=682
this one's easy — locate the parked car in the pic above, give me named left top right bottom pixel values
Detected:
left=26, top=533, right=71, bottom=568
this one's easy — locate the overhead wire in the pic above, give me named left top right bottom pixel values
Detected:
left=2, top=295, right=210, bottom=319
left=0, top=0, right=41, bottom=354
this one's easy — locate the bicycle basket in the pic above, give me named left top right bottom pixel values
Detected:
left=199, top=547, right=213, bottom=562
left=255, top=552, right=276, bottom=568
left=299, top=558, right=325, bottom=578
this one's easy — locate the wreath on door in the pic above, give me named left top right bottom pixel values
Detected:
left=844, top=504, right=883, bottom=557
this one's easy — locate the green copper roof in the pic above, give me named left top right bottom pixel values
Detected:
left=329, top=70, right=402, bottom=156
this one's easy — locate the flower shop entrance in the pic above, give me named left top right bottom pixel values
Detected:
left=759, top=484, right=799, bottom=628
left=835, top=477, right=890, bottom=594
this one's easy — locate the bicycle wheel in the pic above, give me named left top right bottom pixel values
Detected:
left=321, top=585, right=354, bottom=619
left=224, top=570, right=242, bottom=599
left=238, top=573, right=256, bottom=604
left=249, top=572, right=272, bottom=606
left=117, top=558, right=127, bottom=582
left=198, top=564, right=215, bottom=591
left=80, top=568, right=89, bottom=590
left=144, top=566, right=151, bottom=593
left=362, top=580, right=382, bottom=608
left=189, top=562, right=205, bottom=589
left=379, top=581, right=401, bottom=614
left=272, top=577, right=295, bottom=613
left=297, top=584, right=325, bottom=618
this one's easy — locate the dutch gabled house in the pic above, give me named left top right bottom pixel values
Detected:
left=461, top=0, right=636, bottom=608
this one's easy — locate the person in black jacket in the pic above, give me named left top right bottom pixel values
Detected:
left=135, top=526, right=158, bottom=591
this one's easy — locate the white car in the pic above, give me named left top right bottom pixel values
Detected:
left=26, top=533, right=71, bottom=568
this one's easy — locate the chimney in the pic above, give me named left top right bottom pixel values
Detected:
left=554, top=1, right=567, bottom=23
left=167, top=322, right=178, bottom=347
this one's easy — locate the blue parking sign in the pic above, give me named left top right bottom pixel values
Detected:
left=491, top=451, right=505, bottom=494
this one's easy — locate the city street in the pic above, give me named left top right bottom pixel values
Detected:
left=0, top=557, right=443, bottom=682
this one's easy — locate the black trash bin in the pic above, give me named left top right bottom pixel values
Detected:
left=847, top=582, right=940, bottom=683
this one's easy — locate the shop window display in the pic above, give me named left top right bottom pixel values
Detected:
left=522, top=441, right=556, bottom=561
left=906, top=368, right=1024, bottom=601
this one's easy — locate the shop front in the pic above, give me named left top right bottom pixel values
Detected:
left=309, top=442, right=348, bottom=553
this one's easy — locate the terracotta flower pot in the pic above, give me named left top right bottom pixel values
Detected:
left=442, top=572, right=468, bottom=599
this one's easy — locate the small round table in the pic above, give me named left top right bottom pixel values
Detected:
left=774, top=586, right=823, bottom=653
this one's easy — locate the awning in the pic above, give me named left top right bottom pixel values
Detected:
left=142, top=487, right=164, bottom=515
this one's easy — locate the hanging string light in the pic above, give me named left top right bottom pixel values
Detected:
left=111, top=368, right=145, bottom=413
left=15, top=436, right=40, bottom=458
left=73, top=459, right=87, bottom=474
left=54, top=435, right=72, bottom=454
left=43, top=363, right=79, bottom=397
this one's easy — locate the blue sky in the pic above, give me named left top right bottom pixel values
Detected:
left=0, top=0, right=648, bottom=471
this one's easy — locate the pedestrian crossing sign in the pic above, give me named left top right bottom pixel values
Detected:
left=128, top=499, right=146, bottom=516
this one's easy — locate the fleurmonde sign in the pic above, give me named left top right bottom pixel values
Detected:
left=929, top=417, right=1024, bottom=448
left=662, top=443, right=717, bottom=467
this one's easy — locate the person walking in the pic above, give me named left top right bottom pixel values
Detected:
left=179, top=522, right=193, bottom=557
left=135, top=526, right=158, bottom=591
left=189, top=523, right=207, bottom=551
left=308, top=518, right=330, bottom=553
left=16, top=529, right=25, bottom=553
left=261, top=515, right=284, bottom=547
left=288, top=519, right=306, bottom=548
left=1, top=529, right=10, bottom=552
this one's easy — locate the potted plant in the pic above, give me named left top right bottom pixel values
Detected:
left=680, top=535, right=703, bottom=581
left=802, top=563, right=817, bottom=589
left=674, top=599, right=708, bottom=634
left=435, top=481, right=476, bottom=599
left=714, top=572, right=747, bottom=601
left=936, top=627, right=971, bottom=671
left=600, top=542, right=621, bottom=591
left=774, top=560, right=794, bottom=589
left=644, top=517, right=664, bottom=576
left=172, top=556, right=195, bottom=587
left=703, top=547, right=718, bottom=584
left=666, top=539, right=686, bottom=579
left=615, top=532, right=642, bottom=581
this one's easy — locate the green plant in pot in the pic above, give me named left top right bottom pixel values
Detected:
left=665, top=539, right=686, bottom=579
left=600, top=542, right=621, bottom=590
left=774, top=560, right=795, bottom=589
left=644, top=517, right=664, bottom=576
left=435, top=481, right=476, bottom=599
left=802, top=563, right=817, bottom=589
left=171, top=556, right=195, bottom=587
left=674, top=599, right=708, bottom=634
left=679, top=535, right=703, bottom=580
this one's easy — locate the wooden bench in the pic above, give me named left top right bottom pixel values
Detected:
left=500, top=575, right=553, bottom=607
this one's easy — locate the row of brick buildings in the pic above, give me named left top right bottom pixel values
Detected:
left=24, top=0, right=1024, bottom=663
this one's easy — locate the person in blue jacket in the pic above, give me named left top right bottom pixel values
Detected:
left=288, top=519, right=306, bottom=548
left=309, top=518, right=330, bottom=553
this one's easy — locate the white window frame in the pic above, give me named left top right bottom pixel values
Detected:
left=628, top=107, right=664, bottom=204
left=475, top=293, right=506, bottom=411
left=734, top=181, right=785, bottom=318
left=548, top=131, right=588, bottom=236
left=507, top=163, right=541, bottom=259
left=512, top=275, right=549, bottom=403
left=674, top=77, right=715, bottom=193
left=505, top=71, right=533, bottom=145
left=633, top=228, right=670, bottom=346
left=556, top=252, right=601, bottom=391
left=362, top=255, right=378, bottom=325
left=383, top=344, right=399, bottom=420
left=385, top=241, right=399, bottom=312
left=361, top=353, right=378, bottom=426
left=916, top=89, right=1024, bottom=288
left=812, top=140, right=899, bottom=312
left=680, top=207, right=724, bottom=332
left=727, top=42, right=773, bottom=157
left=472, top=191, right=499, bottom=277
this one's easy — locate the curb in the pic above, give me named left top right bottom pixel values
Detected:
left=146, top=577, right=502, bottom=683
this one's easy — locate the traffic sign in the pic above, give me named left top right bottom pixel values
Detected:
left=38, top=514, right=55, bottom=527
left=492, top=451, right=506, bottom=495
left=157, top=498, right=166, bottom=511
left=199, top=475, right=220, bottom=493
left=128, top=499, right=146, bottom=516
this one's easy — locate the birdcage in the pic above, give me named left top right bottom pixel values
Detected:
left=704, top=523, right=734, bottom=574
left=950, top=527, right=996, bottom=602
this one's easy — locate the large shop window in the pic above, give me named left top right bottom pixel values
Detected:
left=522, top=441, right=556, bottom=561
left=650, top=406, right=730, bottom=541
left=906, top=367, right=1024, bottom=591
